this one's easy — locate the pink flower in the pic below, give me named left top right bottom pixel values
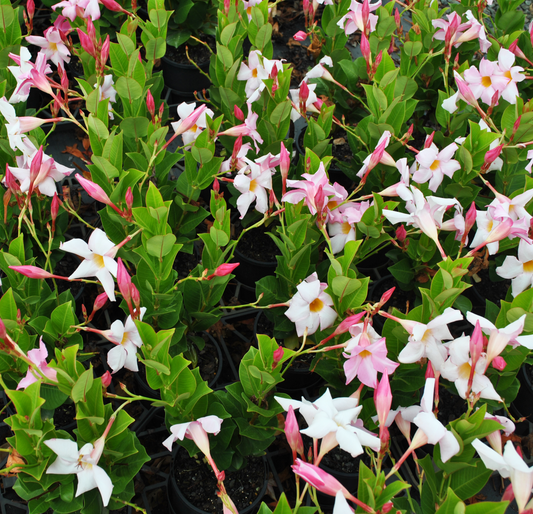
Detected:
left=328, top=201, right=371, bottom=253
left=285, top=272, right=337, bottom=337
left=343, top=325, right=398, bottom=388
left=413, top=142, right=460, bottom=192
left=163, top=416, right=224, bottom=479
left=293, top=30, right=307, bottom=41
left=77, top=175, right=124, bottom=216
left=27, top=27, right=71, bottom=69
left=53, top=0, right=88, bottom=21
left=17, top=338, right=58, bottom=389
left=217, top=103, right=263, bottom=152
left=289, top=81, right=321, bottom=121
left=357, top=131, right=396, bottom=179
left=463, top=58, right=508, bottom=106
left=337, top=0, right=381, bottom=35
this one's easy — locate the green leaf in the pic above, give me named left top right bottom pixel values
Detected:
left=72, top=369, right=94, bottom=403
left=51, top=302, right=75, bottom=334
left=146, top=234, right=177, bottom=258
left=41, top=384, right=68, bottom=410
left=449, top=461, right=492, bottom=500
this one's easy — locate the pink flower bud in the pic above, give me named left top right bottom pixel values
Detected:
left=303, top=0, right=309, bottom=16
left=362, top=0, right=370, bottom=31
left=51, top=192, right=60, bottom=221
left=299, top=80, right=309, bottom=104
left=101, top=371, right=112, bottom=387
left=465, top=201, right=477, bottom=234
left=77, top=175, right=124, bottom=216
left=425, top=361, right=435, bottom=379
left=279, top=142, right=290, bottom=194
left=117, top=258, right=132, bottom=304
left=502, top=483, right=515, bottom=504
left=382, top=502, right=394, bottom=513
left=214, top=263, right=240, bottom=277
left=9, top=265, right=54, bottom=279
left=213, top=177, right=220, bottom=194
left=530, top=21, right=533, bottom=48
left=455, top=73, right=479, bottom=107
left=29, top=146, right=44, bottom=190
left=86, top=17, right=96, bottom=43
left=101, top=35, right=110, bottom=66
left=77, top=28, right=95, bottom=57
left=27, top=0, right=35, bottom=18
left=513, top=115, right=522, bottom=137
left=394, top=8, right=400, bottom=28
left=470, top=321, right=484, bottom=372
left=273, top=346, right=284, bottom=367
left=492, top=356, right=506, bottom=371
left=484, top=144, right=503, bottom=167
left=424, top=131, right=435, bottom=149
left=285, top=406, right=304, bottom=459
left=125, top=187, right=133, bottom=211
left=293, top=30, right=307, bottom=41
left=374, top=372, right=392, bottom=429
left=100, top=0, right=123, bottom=11
left=93, top=292, right=108, bottom=312
left=379, top=287, right=395, bottom=306
left=146, top=90, right=155, bottom=117
left=374, top=50, right=383, bottom=67
left=131, top=283, right=141, bottom=310
left=396, top=224, right=407, bottom=242
left=234, top=104, right=244, bottom=121
left=360, top=33, right=371, bottom=62
left=224, top=0, right=230, bottom=14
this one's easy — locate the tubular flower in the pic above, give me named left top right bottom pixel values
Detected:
left=26, top=27, right=71, bottom=68
left=337, top=0, right=381, bottom=35
left=285, top=273, right=337, bottom=337
left=413, top=142, right=460, bottom=192
left=17, top=338, right=58, bottom=390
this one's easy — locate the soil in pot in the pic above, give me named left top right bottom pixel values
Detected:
left=165, top=36, right=216, bottom=65
left=436, top=386, right=467, bottom=425
left=170, top=446, right=267, bottom=514
left=471, top=267, right=511, bottom=306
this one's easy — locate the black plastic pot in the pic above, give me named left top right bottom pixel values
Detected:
left=233, top=247, right=278, bottom=289
left=161, top=56, right=211, bottom=97
left=512, top=364, right=533, bottom=421
left=167, top=447, right=268, bottom=514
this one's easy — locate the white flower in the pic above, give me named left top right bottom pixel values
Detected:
left=60, top=229, right=119, bottom=301
left=285, top=273, right=337, bottom=337
left=96, top=76, right=117, bottom=120
left=104, top=308, right=146, bottom=373
left=497, top=240, right=533, bottom=297
left=440, top=335, right=501, bottom=401
left=171, top=102, right=214, bottom=146
left=237, top=50, right=270, bottom=100
left=45, top=438, right=113, bottom=506
left=275, top=389, right=380, bottom=458
left=26, top=28, right=71, bottom=69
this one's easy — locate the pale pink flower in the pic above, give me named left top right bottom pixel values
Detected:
left=171, top=102, right=213, bottom=146
left=237, top=50, right=269, bottom=100
left=27, top=27, right=71, bottom=68
left=525, top=150, right=533, bottom=174
left=357, top=131, right=396, bottom=179
left=285, top=272, right=337, bottom=337
left=242, top=0, right=262, bottom=20
left=413, top=141, right=460, bottom=191
left=463, top=58, right=508, bottom=106
left=17, top=338, right=58, bottom=389
left=343, top=333, right=398, bottom=388
left=337, top=0, right=381, bottom=35
left=59, top=228, right=119, bottom=301
left=283, top=163, right=347, bottom=218
left=8, top=50, right=52, bottom=103
left=433, top=11, right=490, bottom=52
left=328, top=201, right=371, bottom=253
left=441, top=335, right=501, bottom=401
left=484, top=413, right=515, bottom=455
left=217, top=103, right=263, bottom=152
left=497, top=239, right=533, bottom=297
left=463, top=10, right=491, bottom=52
left=52, top=0, right=88, bottom=21
left=289, top=81, right=320, bottom=122
left=496, top=48, right=525, bottom=105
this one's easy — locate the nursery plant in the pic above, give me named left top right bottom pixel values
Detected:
left=0, top=0, right=532, bottom=511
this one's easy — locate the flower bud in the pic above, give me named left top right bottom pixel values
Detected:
left=100, top=0, right=123, bottom=11
left=379, top=287, right=396, bottom=306
left=424, top=131, right=435, bottom=149
left=492, top=356, right=506, bottom=371
left=131, top=283, right=141, bottom=311
left=213, top=177, right=220, bottom=194
left=77, top=28, right=95, bottom=57
left=0, top=318, right=7, bottom=341
left=9, top=265, right=54, bottom=279
left=360, top=33, right=371, bottom=62
left=101, top=35, right=110, bottom=67
left=299, top=80, right=309, bottom=104
left=483, top=144, right=503, bottom=169
left=101, top=371, right=112, bottom=387
left=234, top=104, right=244, bottom=121
left=374, top=372, right=392, bottom=429
left=86, top=17, right=96, bottom=43
left=146, top=89, right=155, bottom=118
left=214, top=263, right=240, bottom=277
left=293, top=30, right=307, bottom=41
left=273, top=346, right=284, bottom=367
left=125, top=187, right=133, bottom=212
left=117, top=258, right=132, bottom=305
left=285, top=406, right=304, bottom=459
left=394, top=8, right=400, bottom=28
left=396, top=224, right=407, bottom=242
left=93, top=292, right=108, bottom=312
left=374, top=50, right=383, bottom=67
left=27, top=0, right=35, bottom=18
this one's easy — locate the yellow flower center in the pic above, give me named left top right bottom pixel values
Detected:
left=504, top=70, right=512, bottom=80
left=246, top=6, right=252, bottom=14
left=309, top=298, right=324, bottom=312
left=252, top=68, right=258, bottom=78
left=430, top=160, right=440, bottom=171
left=342, top=222, right=352, bottom=235
left=524, top=261, right=533, bottom=273
left=487, top=220, right=493, bottom=232
left=250, top=179, right=257, bottom=192
left=49, top=42, right=58, bottom=52
left=458, top=361, right=471, bottom=380
left=94, top=254, right=105, bottom=268
left=190, top=124, right=198, bottom=133
left=481, top=76, right=492, bottom=88
left=359, top=349, right=372, bottom=359
left=120, top=332, right=129, bottom=345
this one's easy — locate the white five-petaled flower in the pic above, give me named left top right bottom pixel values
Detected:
left=401, top=378, right=460, bottom=462
left=27, top=27, right=71, bottom=69
left=381, top=308, right=463, bottom=371
left=497, top=239, right=533, bottom=297
left=413, top=142, right=460, bottom=192
left=96, top=76, right=117, bottom=120
left=285, top=273, right=337, bottom=337
left=171, top=102, right=214, bottom=146
left=233, top=154, right=276, bottom=218
left=45, top=437, right=113, bottom=506
left=440, top=335, right=501, bottom=401
left=275, top=389, right=381, bottom=459
left=60, top=228, right=119, bottom=301
left=103, top=308, right=146, bottom=373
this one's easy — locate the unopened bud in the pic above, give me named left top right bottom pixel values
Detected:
left=214, top=263, right=239, bottom=277
left=93, top=292, right=108, bottom=312
left=273, top=346, right=284, bottom=367
left=125, top=187, right=133, bottom=211
left=492, top=356, right=507, bottom=371
left=396, top=224, right=407, bottom=242
left=234, top=104, right=244, bottom=121
left=0, top=319, right=7, bottom=341
left=424, top=131, right=435, bottom=149
left=101, top=371, right=112, bottom=387
left=293, top=30, right=307, bottom=41
left=146, top=89, right=155, bottom=117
